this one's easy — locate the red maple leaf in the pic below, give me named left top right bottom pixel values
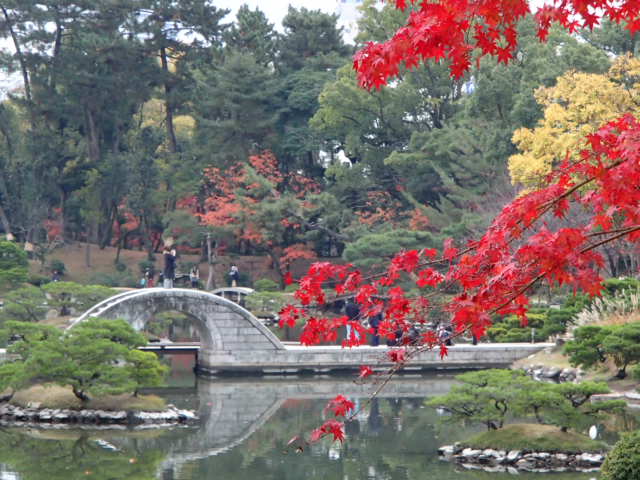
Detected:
left=388, top=349, right=406, bottom=364
left=359, top=365, right=374, bottom=378
left=310, top=419, right=346, bottom=443
left=443, top=238, right=459, bottom=261
left=325, top=395, right=355, bottom=418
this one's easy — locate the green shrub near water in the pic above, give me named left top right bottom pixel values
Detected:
left=601, top=430, right=640, bottom=480
left=42, top=282, right=116, bottom=316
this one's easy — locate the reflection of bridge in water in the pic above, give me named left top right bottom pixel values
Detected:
left=72, top=288, right=552, bottom=374
left=160, top=375, right=458, bottom=475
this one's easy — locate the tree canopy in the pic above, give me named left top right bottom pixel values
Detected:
left=0, top=319, right=167, bottom=402
left=287, top=0, right=640, bottom=443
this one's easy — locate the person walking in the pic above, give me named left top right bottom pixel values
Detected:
left=189, top=265, right=200, bottom=289
left=345, top=297, right=361, bottom=343
left=162, top=246, right=176, bottom=289
left=229, top=265, right=240, bottom=287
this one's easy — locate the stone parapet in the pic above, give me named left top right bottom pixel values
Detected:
left=197, top=343, right=554, bottom=375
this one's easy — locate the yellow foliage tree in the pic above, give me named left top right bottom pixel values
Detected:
left=509, top=54, right=640, bottom=188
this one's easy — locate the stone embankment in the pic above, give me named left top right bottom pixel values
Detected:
left=438, top=444, right=604, bottom=473
left=0, top=403, right=197, bottom=428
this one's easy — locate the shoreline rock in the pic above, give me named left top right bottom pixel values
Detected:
left=0, top=403, right=198, bottom=428
left=437, top=443, right=604, bottom=473
left=520, top=364, right=582, bottom=383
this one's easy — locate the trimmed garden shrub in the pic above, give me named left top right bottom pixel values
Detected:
left=601, top=430, right=640, bottom=480
left=254, top=278, right=279, bottom=292
left=602, top=277, right=640, bottom=296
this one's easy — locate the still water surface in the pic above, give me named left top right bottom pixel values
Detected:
left=0, top=356, right=600, bottom=480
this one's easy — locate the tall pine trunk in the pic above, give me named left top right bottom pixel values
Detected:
left=206, top=233, right=217, bottom=290
left=160, top=46, right=178, bottom=155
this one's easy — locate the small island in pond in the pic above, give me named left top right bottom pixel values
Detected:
left=0, top=318, right=196, bottom=427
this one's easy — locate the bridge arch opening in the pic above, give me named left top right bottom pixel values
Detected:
left=142, top=310, right=201, bottom=343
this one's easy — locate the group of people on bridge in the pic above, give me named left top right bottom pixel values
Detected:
left=343, top=297, right=464, bottom=347
left=137, top=245, right=240, bottom=290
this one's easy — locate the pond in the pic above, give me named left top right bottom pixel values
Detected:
left=0, top=357, right=603, bottom=480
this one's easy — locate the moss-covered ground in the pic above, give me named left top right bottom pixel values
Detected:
left=7, top=384, right=166, bottom=411
left=464, top=423, right=607, bottom=453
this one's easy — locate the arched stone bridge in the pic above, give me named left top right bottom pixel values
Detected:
left=71, top=288, right=553, bottom=374
left=69, top=288, right=284, bottom=373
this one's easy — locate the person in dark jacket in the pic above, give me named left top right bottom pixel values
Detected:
left=162, top=246, right=176, bottom=289
left=345, top=298, right=361, bottom=342
left=229, top=265, right=240, bottom=287
left=369, top=312, right=382, bottom=346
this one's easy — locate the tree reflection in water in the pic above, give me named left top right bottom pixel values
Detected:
left=0, top=429, right=165, bottom=479
left=0, top=375, right=610, bottom=480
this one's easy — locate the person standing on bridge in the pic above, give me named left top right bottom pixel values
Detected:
left=163, top=246, right=176, bottom=289
left=189, top=265, right=200, bottom=289
left=229, top=265, right=239, bottom=287
left=145, top=268, right=155, bottom=288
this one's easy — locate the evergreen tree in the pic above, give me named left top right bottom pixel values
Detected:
left=224, top=5, right=277, bottom=67
left=193, top=51, right=278, bottom=166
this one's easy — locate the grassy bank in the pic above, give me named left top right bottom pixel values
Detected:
left=464, top=424, right=607, bottom=453
left=8, top=384, right=166, bottom=412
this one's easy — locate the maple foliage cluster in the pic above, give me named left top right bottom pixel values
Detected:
left=177, top=151, right=318, bottom=278
left=287, top=104, right=635, bottom=347
left=291, top=0, right=640, bottom=444
left=196, top=151, right=318, bottom=234
left=354, top=0, right=640, bottom=88
left=292, top=114, right=640, bottom=443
